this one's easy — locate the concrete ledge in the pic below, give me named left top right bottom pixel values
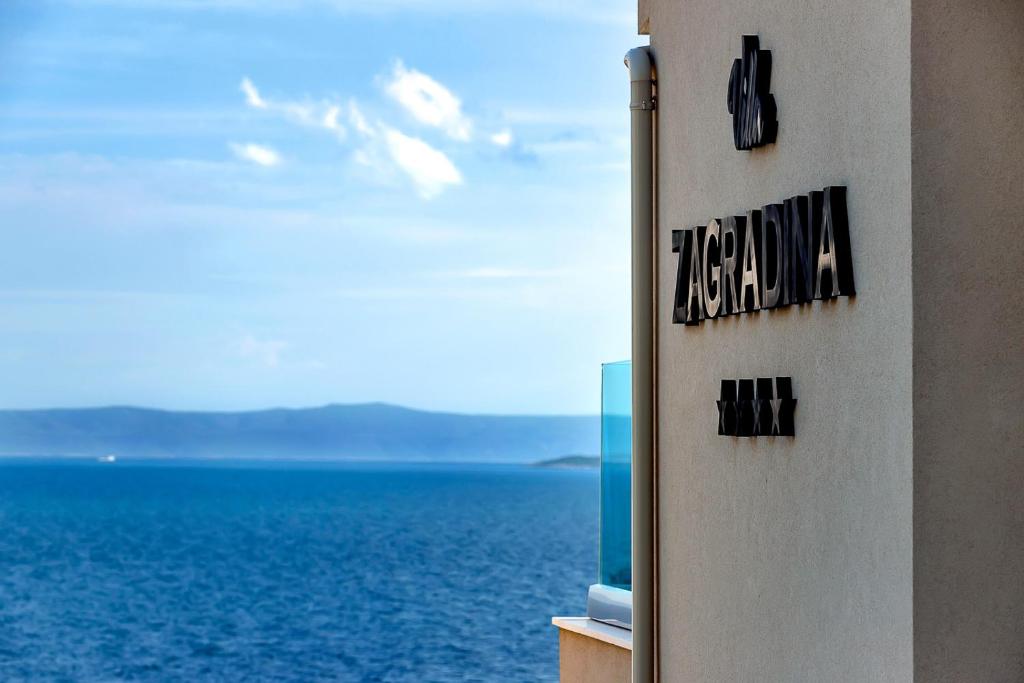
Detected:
left=552, top=616, right=632, bottom=651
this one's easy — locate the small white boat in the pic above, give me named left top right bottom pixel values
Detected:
left=97, top=454, right=117, bottom=463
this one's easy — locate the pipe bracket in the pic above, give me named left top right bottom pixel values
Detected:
left=629, top=96, right=657, bottom=111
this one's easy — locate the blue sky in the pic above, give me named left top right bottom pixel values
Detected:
left=0, top=0, right=640, bottom=415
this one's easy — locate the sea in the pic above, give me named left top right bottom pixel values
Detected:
left=0, top=459, right=598, bottom=682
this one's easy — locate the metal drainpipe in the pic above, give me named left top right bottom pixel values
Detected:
left=625, top=46, right=655, bottom=683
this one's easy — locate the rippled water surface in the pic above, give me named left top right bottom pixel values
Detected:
left=0, top=460, right=597, bottom=682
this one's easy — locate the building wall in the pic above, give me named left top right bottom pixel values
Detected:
left=557, top=630, right=631, bottom=683
left=911, top=1, right=1024, bottom=680
left=647, top=1, right=914, bottom=680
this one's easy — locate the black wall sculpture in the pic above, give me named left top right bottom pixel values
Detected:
left=672, top=185, right=854, bottom=327
left=717, top=377, right=796, bottom=437
left=727, top=35, right=777, bottom=150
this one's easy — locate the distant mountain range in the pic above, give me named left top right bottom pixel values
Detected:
left=532, top=455, right=600, bottom=469
left=0, top=403, right=599, bottom=463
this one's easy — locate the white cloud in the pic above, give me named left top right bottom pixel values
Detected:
left=323, top=105, right=342, bottom=131
left=239, top=334, right=287, bottom=368
left=385, top=61, right=472, bottom=141
left=490, top=129, right=513, bottom=147
left=240, top=77, right=267, bottom=109
left=382, top=127, right=462, bottom=199
left=239, top=77, right=345, bottom=139
left=281, top=101, right=315, bottom=126
left=230, top=142, right=281, bottom=167
left=348, top=100, right=375, bottom=137
left=234, top=77, right=466, bottom=198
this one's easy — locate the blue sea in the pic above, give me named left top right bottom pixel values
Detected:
left=0, top=460, right=598, bottom=682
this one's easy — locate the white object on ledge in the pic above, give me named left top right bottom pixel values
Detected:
left=587, top=584, right=632, bottom=629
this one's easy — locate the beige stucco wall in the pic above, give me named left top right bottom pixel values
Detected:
left=558, top=630, right=631, bottom=683
left=911, top=1, right=1024, bottom=680
left=646, top=1, right=914, bottom=681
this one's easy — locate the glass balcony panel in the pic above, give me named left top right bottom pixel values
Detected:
left=600, top=360, right=631, bottom=590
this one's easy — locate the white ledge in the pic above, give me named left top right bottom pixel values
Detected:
left=552, top=616, right=633, bottom=651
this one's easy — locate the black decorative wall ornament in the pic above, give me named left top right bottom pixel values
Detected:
left=717, top=377, right=795, bottom=437
left=727, top=35, right=777, bottom=150
left=672, top=186, right=854, bottom=327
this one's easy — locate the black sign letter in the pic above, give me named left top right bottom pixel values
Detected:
left=702, top=219, right=722, bottom=319
left=761, top=203, right=785, bottom=309
left=739, top=209, right=762, bottom=312
left=815, top=186, right=855, bottom=299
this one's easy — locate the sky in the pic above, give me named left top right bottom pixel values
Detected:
left=0, top=0, right=641, bottom=415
